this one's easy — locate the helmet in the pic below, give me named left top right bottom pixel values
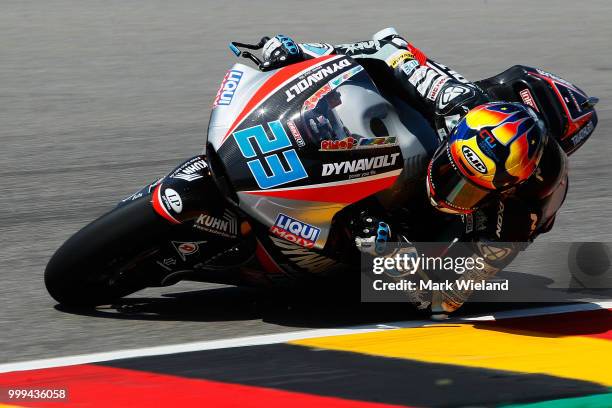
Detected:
left=426, top=102, right=548, bottom=214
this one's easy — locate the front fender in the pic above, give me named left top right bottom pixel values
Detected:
left=148, top=155, right=229, bottom=225
left=117, top=155, right=230, bottom=225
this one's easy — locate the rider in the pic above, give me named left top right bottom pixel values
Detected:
left=260, top=29, right=575, bottom=315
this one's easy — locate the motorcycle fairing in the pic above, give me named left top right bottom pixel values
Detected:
left=207, top=55, right=430, bottom=250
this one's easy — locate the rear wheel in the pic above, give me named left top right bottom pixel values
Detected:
left=45, top=198, right=174, bottom=306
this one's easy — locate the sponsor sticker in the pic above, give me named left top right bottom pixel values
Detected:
left=287, top=120, right=305, bottom=147
left=270, top=214, right=321, bottom=249
left=163, top=188, right=183, bottom=213
left=320, top=136, right=397, bottom=151
left=171, top=157, right=208, bottom=182
left=358, top=136, right=397, bottom=148
left=194, top=210, right=238, bottom=238
left=495, top=201, right=505, bottom=239
left=178, top=242, right=197, bottom=255
left=478, top=129, right=498, bottom=159
left=303, top=83, right=332, bottom=111
left=213, top=69, right=243, bottom=107
left=401, top=59, right=419, bottom=77
left=427, top=76, right=450, bottom=101
left=386, top=50, right=414, bottom=68
left=519, top=88, right=539, bottom=112
left=300, top=43, right=334, bottom=58
left=171, top=241, right=207, bottom=261
left=571, top=120, right=594, bottom=146
left=462, top=145, right=487, bottom=174
left=321, top=137, right=356, bottom=151
left=302, top=65, right=364, bottom=111
left=122, top=191, right=143, bottom=202
left=535, top=69, right=573, bottom=87
left=321, top=152, right=401, bottom=176
left=285, top=58, right=351, bottom=102
left=336, top=40, right=380, bottom=54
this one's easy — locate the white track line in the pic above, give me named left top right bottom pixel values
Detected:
left=463, top=300, right=612, bottom=322
left=1, top=300, right=610, bottom=374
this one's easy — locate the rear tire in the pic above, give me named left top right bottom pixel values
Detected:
left=45, top=198, right=173, bottom=306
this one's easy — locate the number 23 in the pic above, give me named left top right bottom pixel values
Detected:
left=234, top=120, right=307, bottom=189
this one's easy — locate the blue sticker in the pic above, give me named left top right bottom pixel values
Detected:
left=234, top=120, right=307, bottom=189
left=302, top=43, right=329, bottom=56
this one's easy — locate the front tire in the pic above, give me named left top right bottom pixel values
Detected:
left=45, top=198, right=173, bottom=306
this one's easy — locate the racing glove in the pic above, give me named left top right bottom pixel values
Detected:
left=261, top=35, right=304, bottom=70
left=353, top=213, right=432, bottom=310
left=353, top=212, right=392, bottom=256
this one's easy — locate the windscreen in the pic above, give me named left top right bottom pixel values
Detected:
left=298, top=67, right=396, bottom=149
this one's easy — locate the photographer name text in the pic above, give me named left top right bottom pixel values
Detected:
left=372, top=279, right=509, bottom=291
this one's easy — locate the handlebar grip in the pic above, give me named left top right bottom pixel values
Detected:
left=229, top=43, right=241, bottom=56
left=229, top=37, right=272, bottom=71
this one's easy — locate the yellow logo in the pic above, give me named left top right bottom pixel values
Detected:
left=386, top=50, right=414, bottom=68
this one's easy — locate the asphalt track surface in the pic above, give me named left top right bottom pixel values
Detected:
left=1, top=0, right=611, bottom=367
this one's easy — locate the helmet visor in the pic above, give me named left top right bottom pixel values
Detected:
left=427, top=145, right=490, bottom=213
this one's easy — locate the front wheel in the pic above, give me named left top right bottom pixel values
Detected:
left=45, top=198, right=174, bottom=306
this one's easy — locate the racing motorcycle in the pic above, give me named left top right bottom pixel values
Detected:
left=45, top=37, right=598, bottom=306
